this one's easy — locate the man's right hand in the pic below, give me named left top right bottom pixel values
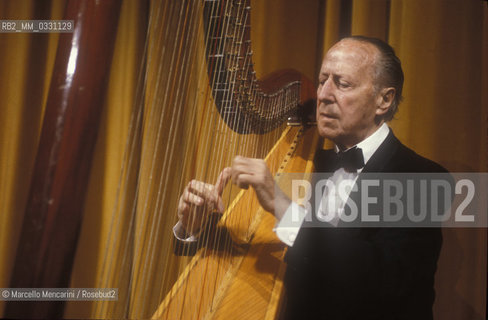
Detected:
left=176, top=167, right=231, bottom=236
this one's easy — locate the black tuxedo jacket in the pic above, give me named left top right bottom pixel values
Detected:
left=282, top=130, right=447, bottom=320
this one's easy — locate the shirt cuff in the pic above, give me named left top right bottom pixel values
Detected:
left=173, top=221, right=200, bottom=242
left=273, top=202, right=307, bottom=247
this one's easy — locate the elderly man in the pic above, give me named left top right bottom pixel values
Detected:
left=175, top=36, right=445, bottom=319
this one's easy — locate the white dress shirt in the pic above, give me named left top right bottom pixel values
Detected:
left=274, top=123, right=390, bottom=246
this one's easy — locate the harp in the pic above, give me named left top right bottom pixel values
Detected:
left=5, top=0, right=320, bottom=319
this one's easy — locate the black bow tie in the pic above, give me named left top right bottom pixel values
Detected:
left=332, top=147, right=365, bottom=172
left=314, top=147, right=365, bottom=172
left=318, top=147, right=363, bottom=173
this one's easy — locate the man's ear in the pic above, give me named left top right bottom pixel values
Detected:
left=375, top=87, right=395, bottom=116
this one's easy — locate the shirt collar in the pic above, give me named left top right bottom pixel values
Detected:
left=334, top=122, right=390, bottom=166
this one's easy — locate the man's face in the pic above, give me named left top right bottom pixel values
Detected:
left=316, top=39, right=383, bottom=149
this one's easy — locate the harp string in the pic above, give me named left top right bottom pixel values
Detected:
left=161, top=0, right=232, bottom=317
left=210, top=1, right=244, bottom=312
left=178, top=1, right=250, bottom=316
left=124, top=0, right=176, bottom=315
left=92, top=0, right=158, bottom=316
left=95, top=0, right=180, bottom=317
left=134, top=1, right=204, bottom=317
left=194, top=1, right=286, bottom=316
left=190, top=1, right=233, bottom=316
left=142, top=0, right=218, bottom=317
left=153, top=2, right=208, bottom=315
left=213, top=2, right=260, bottom=312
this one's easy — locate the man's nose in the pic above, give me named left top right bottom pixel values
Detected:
left=317, top=79, right=335, bottom=103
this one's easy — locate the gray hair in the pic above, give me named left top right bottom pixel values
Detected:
left=343, top=36, right=404, bottom=121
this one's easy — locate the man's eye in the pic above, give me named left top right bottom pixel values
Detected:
left=338, top=81, right=350, bottom=88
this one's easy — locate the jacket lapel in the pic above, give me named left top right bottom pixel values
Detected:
left=361, top=129, right=399, bottom=174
